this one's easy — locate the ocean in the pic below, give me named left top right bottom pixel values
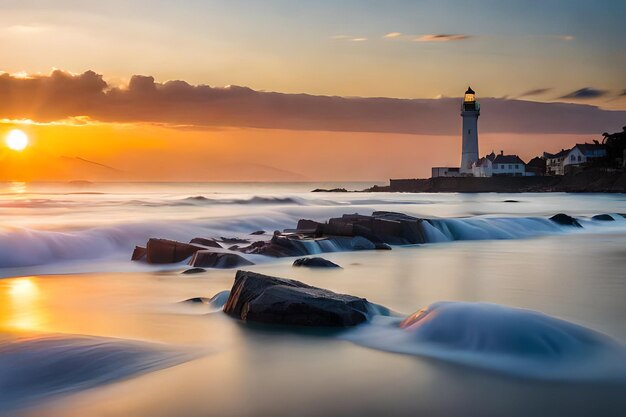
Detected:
left=1, top=182, right=626, bottom=416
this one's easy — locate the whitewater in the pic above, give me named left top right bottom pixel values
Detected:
left=1, top=181, right=625, bottom=276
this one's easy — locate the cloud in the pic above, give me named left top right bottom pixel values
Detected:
left=517, top=88, right=552, bottom=98
left=560, top=87, right=608, bottom=99
left=383, top=32, right=402, bottom=39
left=414, top=34, right=471, bottom=42
left=331, top=35, right=367, bottom=42
left=0, top=70, right=624, bottom=136
left=557, top=35, right=575, bottom=41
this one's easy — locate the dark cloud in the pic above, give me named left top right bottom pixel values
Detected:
left=560, top=87, right=608, bottom=99
left=0, top=70, right=625, bottom=135
left=517, top=88, right=552, bottom=98
left=414, top=34, right=471, bottom=42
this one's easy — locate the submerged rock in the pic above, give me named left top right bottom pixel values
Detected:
left=224, top=270, right=371, bottom=327
left=293, top=257, right=341, bottom=268
left=592, top=214, right=615, bottom=221
left=145, top=239, right=203, bottom=264
left=189, top=250, right=253, bottom=269
left=181, top=297, right=210, bottom=303
left=189, top=237, right=222, bottom=248
left=550, top=213, right=582, bottom=227
left=311, top=188, right=347, bottom=192
left=250, top=230, right=266, bottom=235
left=182, top=267, right=206, bottom=274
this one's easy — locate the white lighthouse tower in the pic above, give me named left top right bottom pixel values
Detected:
left=460, top=86, right=480, bottom=174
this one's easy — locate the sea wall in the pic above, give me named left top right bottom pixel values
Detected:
left=376, top=170, right=626, bottom=193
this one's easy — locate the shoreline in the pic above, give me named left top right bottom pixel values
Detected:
left=354, top=170, right=626, bottom=193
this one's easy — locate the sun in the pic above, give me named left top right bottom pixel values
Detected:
left=6, top=129, right=29, bottom=151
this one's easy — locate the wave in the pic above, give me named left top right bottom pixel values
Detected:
left=0, top=213, right=624, bottom=271
left=344, top=301, right=626, bottom=381
left=0, top=334, right=193, bottom=411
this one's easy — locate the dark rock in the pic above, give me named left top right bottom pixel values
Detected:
left=224, top=270, right=371, bottom=327
left=131, top=246, right=147, bottom=261
left=311, top=188, right=347, bottom=193
left=181, top=297, right=210, bottom=303
left=182, top=267, right=206, bottom=274
left=592, top=214, right=615, bottom=221
left=190, top=237, right=222, bottom=248
left=250, top=230, right=266, bottom=235
left=293, top=257, right=341, bottom=268
left=145, top=238, right=203, bottom=264
left=296, top=219, right=322, bottom=233
left=229, top=245, right=240, bottom=251
left=189, top=250, right=254, bottom=268
left=220, top=237, right=250, bottom=244
left=503, top=200, right=520, bottom=203
left=240, top=235, right=311, bottom=257
left=550, top=213, right=582, bottom=227
left=374, top=243, right=392, bottom=250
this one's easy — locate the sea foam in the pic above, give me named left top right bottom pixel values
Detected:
left=344, top=301, right=626, bottom=381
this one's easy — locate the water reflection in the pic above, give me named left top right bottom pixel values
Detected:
left=2, top=276, right=43, bottom=331
left=9, top=181, right=27, bottom=195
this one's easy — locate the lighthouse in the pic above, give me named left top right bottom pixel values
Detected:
left=460, top=86, right=480, bottom=174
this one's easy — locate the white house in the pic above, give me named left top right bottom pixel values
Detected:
left=491, top=153, right=526, bottom=176
left=563, top=143, right=606, bottom=172
left=471, top=152, right=496, bottom=177
left=544, top=149, right=570, bottom=176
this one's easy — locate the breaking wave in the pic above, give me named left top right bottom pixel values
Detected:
left=0, top=334, right=193, bottom=411
left=0, top=213, right=624, bottom=272
left=344, top=301, right=626, bottom=381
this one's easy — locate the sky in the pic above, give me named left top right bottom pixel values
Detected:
left=0, top=0, right=625, bottom=181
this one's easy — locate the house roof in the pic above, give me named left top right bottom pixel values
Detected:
left=526, top=156, right=546, bottom=168
left=473, top=157, right=492, bottom=167
left=573, top=143, right=606, bottom=154
left=493, top=154, right=525, bottom=165
left=544, top=148, right=570, bottom=159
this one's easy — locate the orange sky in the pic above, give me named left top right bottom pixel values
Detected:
left=0, top=119, right=595, bottom=182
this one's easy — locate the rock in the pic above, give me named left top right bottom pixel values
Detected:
left=190, top=238, right=222, bottom=248
left=321, top=219, right=355, bottom=237
left=182, top=267, right=206, bottom=274
left=250, top=230, right=266, bottom=235
left=293, top=257, right=341, bottom=268
left=592, top=214, right=615, bottom=221
left=131, top=246, right=147, bottom=261
left=549, top=213, right=582, bottom=227
left=145, top=238, right=203, bottom=264
left=240, top=235, right=311, bottom=257
left=189, top=250, right=254, bottom=268
left=503, top=199, right=520, bottom=203
left=219, top=237, right=250, bottom=244
left=224, top=270, right=371, bottom=327
left=181, top=297, right=210, bottom=303
left=296, top=219, right=322, bottom=233
left=311, top=188, right=347, bottom=192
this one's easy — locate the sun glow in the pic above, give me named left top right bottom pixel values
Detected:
left=5, top=129, right=29, bottom=151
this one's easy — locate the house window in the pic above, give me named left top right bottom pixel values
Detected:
left=571, top=155, right=575, bottom=161
left=468, top=129, right=471, bottom=134
left=578, top=155, right=582, bottom=162
left=508, top=164, right=512, bottom=169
